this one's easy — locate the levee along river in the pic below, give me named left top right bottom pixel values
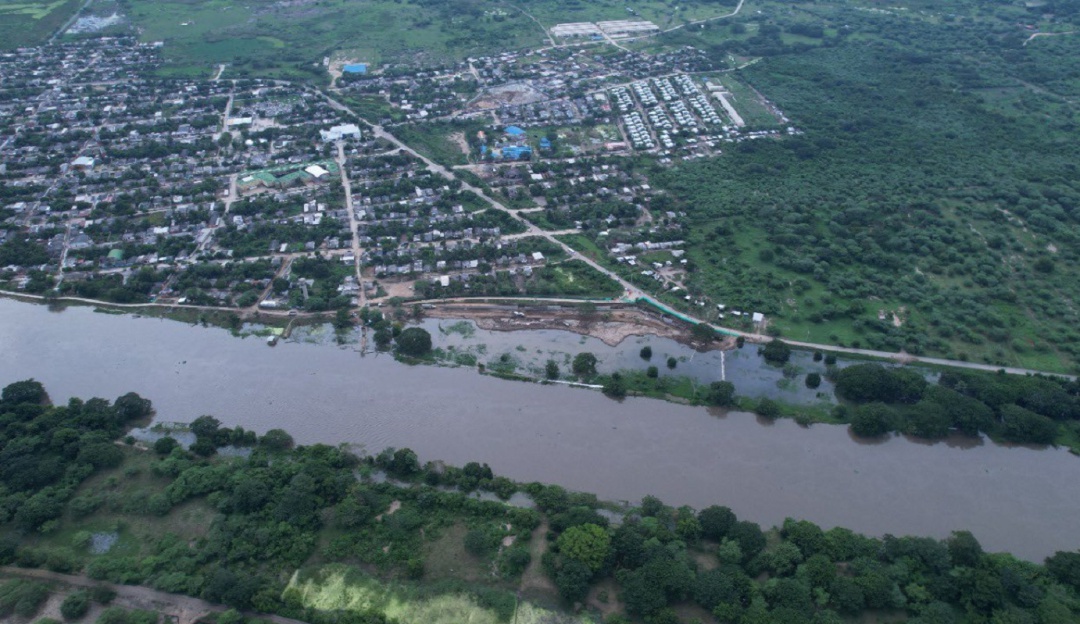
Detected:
left=1, top=298, right=1078, bottom=561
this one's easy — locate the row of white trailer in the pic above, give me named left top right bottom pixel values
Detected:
left=609, top=75, right=730, bottom=149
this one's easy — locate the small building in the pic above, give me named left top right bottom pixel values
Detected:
left=752, top=312, right=764, bottom=324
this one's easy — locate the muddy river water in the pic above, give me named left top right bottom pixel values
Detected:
left=2, top=298, right=1078, bottom=561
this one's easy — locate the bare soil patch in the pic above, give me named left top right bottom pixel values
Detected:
left=425, top=302, right=737, bottom=350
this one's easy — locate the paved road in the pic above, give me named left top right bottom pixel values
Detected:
left=0, top=566, right=309, bottom=624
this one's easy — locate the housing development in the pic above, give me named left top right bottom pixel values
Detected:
left=1, top=34, right=787, bottom=328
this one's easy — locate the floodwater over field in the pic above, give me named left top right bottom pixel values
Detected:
left=2, top=298, right=1079, bottom=561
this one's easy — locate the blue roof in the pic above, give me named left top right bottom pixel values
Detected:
left=501, top=145, right=532, bottom=159
left=505, top=126, right=525, bottom=136
left=343, top=64, right=367, bottom=74
left=539, top=138, right=552, bottom=148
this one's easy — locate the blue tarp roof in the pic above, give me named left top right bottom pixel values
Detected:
left=501, top=145, right=532, bottom=159
left=505, top=125, right=525, bottom=136
left=343, top=64, right=368, bottom=74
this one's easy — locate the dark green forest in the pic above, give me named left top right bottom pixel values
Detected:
left=2, top=380, right=1080, bottom=623
left=654, top=0, right=1080, bottom=373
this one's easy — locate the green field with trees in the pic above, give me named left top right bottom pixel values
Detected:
left=650, top=0, right=1080, bottom=374
left=0, top=0, right=82, bottom=50
left=2, top=380, right=1080, bottom=623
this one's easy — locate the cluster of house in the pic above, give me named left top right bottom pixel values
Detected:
left=0, top=37, right=390, bottom=307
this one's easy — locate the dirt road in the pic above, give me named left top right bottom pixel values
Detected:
left=0, top=566, right=309, bottom=624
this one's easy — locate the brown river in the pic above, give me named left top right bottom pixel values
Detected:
left=2, top=298, right=1078, bottom=561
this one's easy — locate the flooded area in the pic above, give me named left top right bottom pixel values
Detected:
left=2, top=298, right=1079, bottom=561
left=419, top=317, right=836, bottom=406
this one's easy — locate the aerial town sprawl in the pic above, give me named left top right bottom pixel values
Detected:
left=1, top=34, right=789, bottom=328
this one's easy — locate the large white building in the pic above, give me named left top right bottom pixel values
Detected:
left=320, top=123, right=362, bottom=142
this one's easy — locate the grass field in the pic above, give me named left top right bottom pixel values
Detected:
left=285, top=564, right=596, bottom=624
left=125, top=0, right=545, bottom=79
left=0, top=0, right=82, bottom=49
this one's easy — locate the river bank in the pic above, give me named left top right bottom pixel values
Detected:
left=3, top=297, right=1080, bottom=560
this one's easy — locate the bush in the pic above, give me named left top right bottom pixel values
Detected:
left=805, top=373, right=822, bottom=389
left=640, top=346, right=653, bottom=360
left=755, top=398, right=781, bottom=419
left=152, top=436, right=179, bottom=455
left=61, top=591, right=90, bottom=620
left=0, top=580, right=50, bottom=619
left=647, top=366, right=659, bottom=379
left=464, top=529, right=497, bottom=558
left=89, top=586, right=116, bottom=604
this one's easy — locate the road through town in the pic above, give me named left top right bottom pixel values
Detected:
left=313, top=88, right=1077, bottom=381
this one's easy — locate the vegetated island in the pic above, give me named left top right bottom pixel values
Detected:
left=1, top=380, right=1079, bottom=624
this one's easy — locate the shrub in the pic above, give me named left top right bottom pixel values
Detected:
left=61, top=591, right=90, bottom=620
left=152, top=436, right=179, bottom=456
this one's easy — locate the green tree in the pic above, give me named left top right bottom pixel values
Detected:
left=2, top=379, right=46, bottom=405
left=152, top=436, right=179, bottom=456
left=1000, top=404, right=1058, bottom=445
left=692, top=323, right=715, bottom=342
left=694, top=566, right=753, bottom=611
left=259, top=428, right=294, bottom=451
left=699, top=505, right=737, bottom=541
left=572, top=352, right=598, bottom=378
left=666, top=357, right=677, bottom=369
left=640, top=346, right=653, bottom=360
left=603, top=373, right=627, bottom=398
left=395, top=327, right=432, bottom=357
left=755, top=397, right=781, bottom=418
left=850, top=403, right=895, bottom=437
left=647, top=366, right=659, bottom=378
left=373, top=328, right=393, bottom=350
left=1045, top=551, right=1080, bottom=591
left=557, top=523, right=611, bottom=572
left=190, top=415, right=221, bottom=439
left=707, top=381, right=736, bottom=406
left=762, top=340, right=792, bottom=365
left=555, top=559, right=593, bottom=603
left=545, top=359, right=560, bottom=380
left=805, top=373, right=822, bottom=389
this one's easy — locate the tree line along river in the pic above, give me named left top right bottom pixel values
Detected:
left=1, top=297, right=1078, bottom=561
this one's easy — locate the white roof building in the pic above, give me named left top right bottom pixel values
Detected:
left=305, top=165, right=330, bottom=179
left=320, top=123, right=362, bottom=142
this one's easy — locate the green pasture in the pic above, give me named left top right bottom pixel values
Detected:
left=0, top=0, right=81, bottom=48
